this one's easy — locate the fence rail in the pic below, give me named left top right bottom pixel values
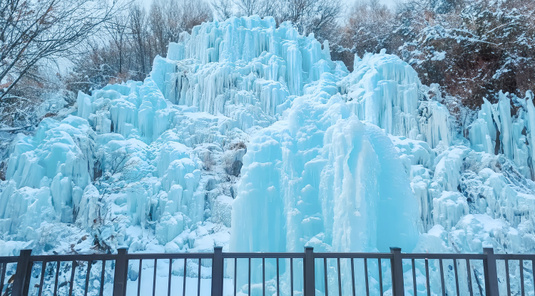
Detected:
left=0, top=246, right=534, bottom=296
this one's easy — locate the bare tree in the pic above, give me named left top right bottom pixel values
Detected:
left=148, top=0, right=213, bottom=55
left=229, top=0, right=341, bottom=41
left=235, top=0, right=261, bottom=16
left=180, top=0, right=213, bottom=33
left=105, top=13, right=130, bottom=76
left=307, top=0, right=342, bottom=40
left=276, top=0, right=342, bottom=40
left=212, top=0, right=234, bottom=20
left=67, top=0, right=213, bottom=94
left=0, top=0, right=117, bottom=100
left=129, top=4, right=151, bottom=76
left=149, top=0, right=168, bottom=56
left=342, top=0, right=397, bottom=56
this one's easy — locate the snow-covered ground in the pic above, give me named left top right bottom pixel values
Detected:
left=1, top=15, right=535, bottom=262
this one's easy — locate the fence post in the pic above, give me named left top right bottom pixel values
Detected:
left=12, top=249, right=32, bottom=296
left=483, top=248, right=499, bottom=296
left=304, top=246, right=315, bottom=296
left=211, top=246, right=224, bottom=296
left=390, top=247, right=405, bottom=296
left=113, top=248, right=128, bottom=296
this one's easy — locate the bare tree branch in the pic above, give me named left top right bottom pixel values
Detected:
left=0, top=0, right=119, bottom=100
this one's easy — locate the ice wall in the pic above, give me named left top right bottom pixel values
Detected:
left=342, top=53, right=452, bottom=148
left=231, top=69, right=420, bottom=253
left=0, top=16, right=344, bottom=255
left=150, top=16, right=335, bottom=131
left=1, top=16, right=535, bottom=260
left=469, top=93, right=535, bottom=179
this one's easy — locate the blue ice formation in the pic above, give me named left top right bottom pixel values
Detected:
left=230, top=56, right=420, bottom=253
left=1, top=16, right=535, bottom=259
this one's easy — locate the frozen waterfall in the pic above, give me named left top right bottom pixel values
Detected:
left=1, top=16, right=535, bottom=259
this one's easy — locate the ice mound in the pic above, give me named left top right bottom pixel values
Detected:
left=0, top=16, right=342, bottom=255
left=150, top=16, right=336, bottom=130
left=231, top=71, right=419, bottom=253
left=1, top=16, right=535, bottom=258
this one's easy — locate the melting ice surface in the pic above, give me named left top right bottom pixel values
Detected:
left=2, top=16, right=535, bottom=265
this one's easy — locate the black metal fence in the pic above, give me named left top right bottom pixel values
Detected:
left=0, top=247, right=533, bottom=296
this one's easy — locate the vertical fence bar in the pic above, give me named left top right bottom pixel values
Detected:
left=505, top=259, right=511, bottom=296
left=153, top=259, right=158, bottom=296
left=0, top=262, right=6, bottom=295
left=390, top=248, right=405, bottom=296
left=113, top=248, right=128, bottom=296
left=520, top=260, right=525, bottom=296
left=53, top=261, right=60, bottom=296
left=351, top=258, right=356, bottom=296
left=466, top=259, right=473, bottom=296
left=411, top=259, right=417, bottom=296
left=168, top=259, right=172, bottom=296
left=248, top=258, right=251, bottom=296
left=304, top=247, right=315, bottom=296
left=454, top=259, right=460, bottom=296
left=323, top=258, right=328, bottom=296
left=439, top=259, right=445, bottom=296
left=100, top=260, right=106, bottom=296
left=68, top=261, right=76, bottom=296
left=85, top=261, right=92, bottom=296
left=234, top=258, right=237, bottom=296
left=337, top=258, right=342, bottom=296
left=364, top=258, right=370, bottom=296
left=137, top=260, right=142, bottom=296
left=483, top=248, right=499, bottom=296
left=38, top=261, right=47, bottom=296
left=262, top=258, right=265, bottom=296
left=197, top=258, right=201, bottom=296
left=277, top=258, right=280, bottom=296
left=425, top=259, right=430, bottom=296
left=12, top=249, right=32, bottom=296
left=183, top=259, right=187, bottom=296
left=291, top=258, right=294, bottom=296
left=211, top=247, right=224, bottom=296
left=378, top=258, right=384, bottom=296
left=532, top=259, right=535, bottom=296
